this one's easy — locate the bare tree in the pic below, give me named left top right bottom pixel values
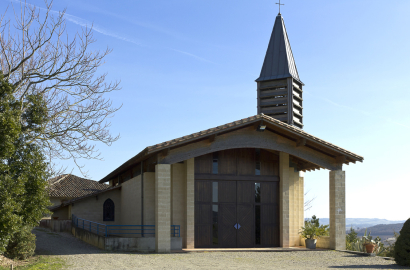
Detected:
left=0, top=1, right=120, bottom=175
left=304, top=190, right=316, bottom=212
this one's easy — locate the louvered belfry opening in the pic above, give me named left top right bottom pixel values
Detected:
left=257, top=78, right=303, bottom=129
left=256, top=13, right=304, bottom=129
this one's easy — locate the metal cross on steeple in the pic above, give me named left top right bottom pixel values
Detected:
left=276, top=0, right=284, bottom=14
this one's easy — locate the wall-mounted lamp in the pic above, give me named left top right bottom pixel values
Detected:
left=258, top=124, right=267, bottom=132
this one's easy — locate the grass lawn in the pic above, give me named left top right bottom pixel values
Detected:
left=0, top=256, right=65, bottom=270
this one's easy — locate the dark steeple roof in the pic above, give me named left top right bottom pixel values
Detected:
left=256, top=14, right=301, bottom=83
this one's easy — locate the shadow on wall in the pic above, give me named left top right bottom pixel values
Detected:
left=39, top=219, right=72, bottom=233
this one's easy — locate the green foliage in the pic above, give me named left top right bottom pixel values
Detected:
left=0, top=75, right=50, bottom=256
left=346, top=228, right=385, bottom=255
left=18, top=256, right=66, bottom=270
left=346, top=227, right=358, bottom=250
left=0, top=256, right=65, bottom=270
left=5, top=226, right=36, bottom=260
left=380, top=231, right=400, bottom=258
left=299, top=215, right=329, bottom=239
left=394, top=218, right=410, bottom=266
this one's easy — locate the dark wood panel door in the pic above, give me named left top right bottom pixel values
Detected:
left=195, top=180, right=213, bottom=248
left=219, top=203, right=237, bottom=248
left=236, top=181, right=255, bottom=248
left=195, top=204, right=213, bottom=248
left=218, top=181, right=237, bottom=248
left=237, top=204, right=254, bottom=248
left=260, top=181, right=280, bottom=247
left=194, top=178, right=279, bottom=248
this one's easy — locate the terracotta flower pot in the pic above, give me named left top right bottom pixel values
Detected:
left=364, top=243, right=376, bottom=253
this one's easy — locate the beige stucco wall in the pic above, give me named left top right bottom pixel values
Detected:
left=143, top=172, right=155, bottom=226
left=70, top=188, right=122, bottom=225
left=52, top=205, right=69, bottom=219
left=50, top=196, right=74, bottom=207
left=300, top=236, right=330, bottom=249
left=121, top=176, right=142, bottom=226
left=50, top=197, right=62, bottom=207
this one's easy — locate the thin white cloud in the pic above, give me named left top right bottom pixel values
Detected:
left=63, top=13, right=142, bottom=46
left=169, top=48, right=214, bottom=64
left=7, top=0, right=143, bottom=46
left=6, top=0, right=214, bottom=63
left=305, top=91, right=410, bottom=129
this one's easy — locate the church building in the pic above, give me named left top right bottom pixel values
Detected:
left=51, top=11, right=363, bottom=253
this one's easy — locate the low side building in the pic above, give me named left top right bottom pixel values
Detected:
left=48, top=174, right=109, bottom=207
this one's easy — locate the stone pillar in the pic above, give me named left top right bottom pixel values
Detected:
left=293, top=170, right=300, bottom=246
left=329, top=170, right=346, bottom=250
left=185, top=158, right=195, bottom=249
left=288, top=167, right=295, bottom=246
left=299, top=172, right=304, bottom=246
left=155, top=164, right=171, bottom=253
left=279, top=152, right=290, bottom=247
left=288, top=168, right=302, bottom=247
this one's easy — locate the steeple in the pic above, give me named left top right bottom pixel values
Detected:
left=256, top=13, right=304, bottom=129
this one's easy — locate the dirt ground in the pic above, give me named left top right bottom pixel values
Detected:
left=33, top=228, right=409, bottom=270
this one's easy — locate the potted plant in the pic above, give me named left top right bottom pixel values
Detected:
left=299, top=215, right=329, bottom=249
left=363, top=236, right=377, bottom=254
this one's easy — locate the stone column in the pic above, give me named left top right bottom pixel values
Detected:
left=299, top=172, right=304, bottom=246
left=288, top=167, right=295, bottom=246
left=155, top=164, right=171, bottom=253
left=279, top=152, right=290, bottom=247
left=329, top=170, right=346, bottom=250
left=185, top=158, right=195, bottom=249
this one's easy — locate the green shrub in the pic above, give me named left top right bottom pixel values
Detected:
left=5, top=226, right=36, bottom=260
left=299, top=215, right=329, bottom=239
left=379, top=231, right=400, bottom=258
left=394, top=218, right=410, bottom=266
left=346, top=227, right=358, bottom=250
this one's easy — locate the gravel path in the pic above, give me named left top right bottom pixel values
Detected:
left=34, top=228, right=409, bottom=270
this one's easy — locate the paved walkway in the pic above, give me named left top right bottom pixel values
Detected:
left=34, top=228, right=408, bottom=270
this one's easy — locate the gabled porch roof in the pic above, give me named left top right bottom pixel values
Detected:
left=99, top=114, right=363, bottom=183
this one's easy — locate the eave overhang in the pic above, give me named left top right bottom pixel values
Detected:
left=98, top=114, right=363, bottom=183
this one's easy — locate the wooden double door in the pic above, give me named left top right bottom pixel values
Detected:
left=195, top=180, right=279, bottom=248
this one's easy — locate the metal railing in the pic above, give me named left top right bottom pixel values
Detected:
left=72, top=215, right=180, bottom=237
left=171, top=225, right=180, bottom=237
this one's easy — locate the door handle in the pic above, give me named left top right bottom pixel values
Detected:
left=233, top=223, right=241, bottom=229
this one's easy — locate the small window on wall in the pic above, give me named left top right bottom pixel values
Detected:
left=103, top=199, right=115, bottom=221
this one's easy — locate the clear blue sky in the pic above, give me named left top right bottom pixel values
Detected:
left=3, top=0, right=410, bottom=220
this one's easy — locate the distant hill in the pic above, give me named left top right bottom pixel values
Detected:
left=354, top=223, right=404, bottom=242
left=316, top=218, right=406, bottom=231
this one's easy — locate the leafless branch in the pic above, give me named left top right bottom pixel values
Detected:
left=0, top=1, right=121, bottom=176
left=304, top=190, right=316, bottom=212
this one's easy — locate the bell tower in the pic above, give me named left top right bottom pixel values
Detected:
left=256, top=13, right=304, bottom=129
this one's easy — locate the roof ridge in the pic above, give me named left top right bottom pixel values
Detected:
left=48, top=174, right=70, bottom=186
